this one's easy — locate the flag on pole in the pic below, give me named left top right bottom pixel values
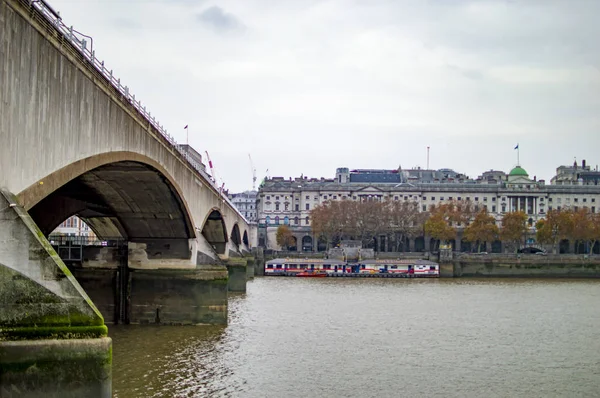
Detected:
left=514, top=144, right=519, bottom=150
left=184, top=125, right=188, bottom=129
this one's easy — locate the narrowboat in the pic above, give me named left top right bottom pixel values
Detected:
left=264, top=258, right=349, bottom=275
left=355, top=259, right=439, bottom=277
left=264, top=258, right=439, bottom=277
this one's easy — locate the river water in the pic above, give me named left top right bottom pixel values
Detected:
left=110, top=278, right=600, bottom=397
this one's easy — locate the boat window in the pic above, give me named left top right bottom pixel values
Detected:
left=267, top=264, right=273, bottom=269
left=361, top=265, right=366, bottom=269
left=430, top=266, right=436, bottom=271
left=391, top=265, right=398, bottom=269
left=289, top=264, right=297, bottom=269
left=276, top=264, right=282, bottom=269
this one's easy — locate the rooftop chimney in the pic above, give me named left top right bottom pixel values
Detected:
left=583, top=159, right=587, bottom=168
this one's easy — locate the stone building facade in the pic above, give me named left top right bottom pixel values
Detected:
left=229, top=190, right=258, bottom=223
left=257, top=162, right=600, bottom=253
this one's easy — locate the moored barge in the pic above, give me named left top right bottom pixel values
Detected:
left=265, top=258, right=439, bottom=278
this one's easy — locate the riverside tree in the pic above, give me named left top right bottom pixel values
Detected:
left=568, top=208, right=600, bottom=254
left=275, top=225, right=295, bottom=250
left=387, top=200, right=426, bottom=251
left=423, top=204, right=457, bottom=251
left=310, top=198, right=425, bottom=251
left=500, top=211, right=528, bottom=253
left=535, top=209, right=574, bottom=254
left=462, top=209, right=499, bottom=253
left=588, top=213, right=600, bottom=254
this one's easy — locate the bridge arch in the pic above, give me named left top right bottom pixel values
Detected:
left=23, top=152, right=195, bottom=240
left=201, top=208, right=228, bottom=255
left=231, top=223, right=242, bottom=247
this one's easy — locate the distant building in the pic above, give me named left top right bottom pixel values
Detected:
left=551, top=159, right=600, bottom=186
left=51, top=216, right=96, bottom=239
left=257, top=162, right=600, bottom=253
left=229, top=190, right=258, bottom=223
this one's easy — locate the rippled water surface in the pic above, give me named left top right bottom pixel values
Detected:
left=110, top=278, right=600, bottom=397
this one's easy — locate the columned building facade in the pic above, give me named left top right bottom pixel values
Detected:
left=257, top=163, right=600, bottom=253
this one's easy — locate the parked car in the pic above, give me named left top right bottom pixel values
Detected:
left=518, top=247, right=546, bottom=254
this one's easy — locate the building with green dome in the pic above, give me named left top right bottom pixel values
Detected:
left=257, top=162, right=600, bottom=254
left=508, top=166, right=528, bottom=177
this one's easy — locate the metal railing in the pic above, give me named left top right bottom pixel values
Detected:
left=25, top=0, right=248, bottom=225
left=48, top=234, right=125, bottom=247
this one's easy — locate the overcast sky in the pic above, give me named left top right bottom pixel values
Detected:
left=50, top=0, right=600, bottom=192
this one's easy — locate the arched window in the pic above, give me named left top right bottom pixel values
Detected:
left=284, top=216, right=289, bottom=225
left=265, top=216, right=270, bottom=225
left=275, top=216, right=280, bottom=225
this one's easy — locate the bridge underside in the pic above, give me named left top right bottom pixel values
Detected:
left=29, top=161, right=194, bottom=241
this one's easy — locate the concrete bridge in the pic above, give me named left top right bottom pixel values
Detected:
left=0, top=0, right=254, bottom=394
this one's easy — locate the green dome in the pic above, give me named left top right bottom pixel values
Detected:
left=509, top=166, right=528, bottom=177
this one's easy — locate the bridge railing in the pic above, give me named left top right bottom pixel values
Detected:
left=26, top=0, right=249, bottom=225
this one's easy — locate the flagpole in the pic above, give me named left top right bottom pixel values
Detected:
left=518, top=146, right=520, bottom=166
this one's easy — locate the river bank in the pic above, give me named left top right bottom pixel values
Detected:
left=441, top=253, right=600, bottom=278
left=258, top=252, right=600, bottom=278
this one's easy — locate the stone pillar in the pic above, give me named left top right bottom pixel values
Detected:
left=455, top=234, right=462, bottom=253
left=408, top=238, right=415, bottom=253
left=424, top=235, right=431, bottom=252
left=226, top=258, right=247, bottom=293
left=246, top=257, right=255, bottom=279
left=129, top=268, right=228, bottom=324
left=0, top=189, right=112, bottom=397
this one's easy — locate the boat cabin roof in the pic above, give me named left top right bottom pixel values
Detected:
left=266, top=258, right=347, bottom=265
left=358, top=259, right=438, bottom=265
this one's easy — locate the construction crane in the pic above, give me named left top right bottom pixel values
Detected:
left=248, top=154, right=257, bottom=190
left=204, top=151, right=217, bottom=184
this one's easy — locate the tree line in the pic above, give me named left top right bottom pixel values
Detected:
left=274, top=199, right=600, bottom=254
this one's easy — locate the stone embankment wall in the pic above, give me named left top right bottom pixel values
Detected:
left=261, top=251, right=600, bottom=278
left=441, top=254, right=600, bottom=278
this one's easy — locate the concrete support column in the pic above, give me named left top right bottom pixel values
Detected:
left=246, top=257, right=255, bottom=280
left=1, top=338, right=112, bottom=397
left=226, top=259, right=247, bottom=293
left=130, top=268, right=228, bottom=324
left=0, top=189, right=112, bottom=397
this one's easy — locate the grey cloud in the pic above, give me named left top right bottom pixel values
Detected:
left=446, top=64, right=484, bottom=80
left=197, top=6, right=245, bottom=32
left=111, top=18, right=141, bottom=30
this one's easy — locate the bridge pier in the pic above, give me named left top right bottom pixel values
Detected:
left=226, top=258, right=248, bottom=293
left=0, top=190, right=111, bottom=397
left=67, top=242, right=229, bottom=325
left=246, top=257, right=256, bottom=280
